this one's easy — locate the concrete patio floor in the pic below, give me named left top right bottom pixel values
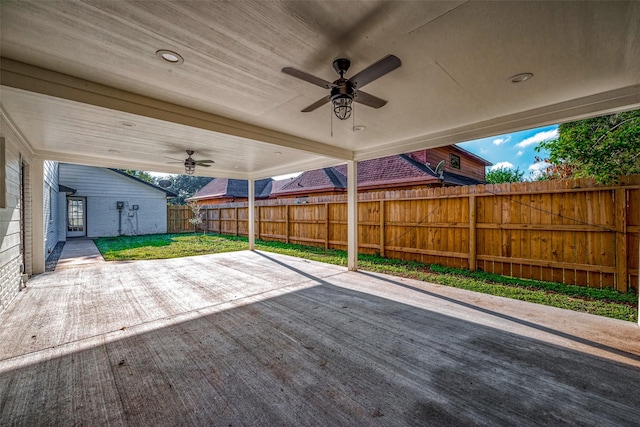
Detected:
left=1, top=247, right=639, bottom=426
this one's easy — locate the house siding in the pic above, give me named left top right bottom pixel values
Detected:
left=0, top=116, right=32, bottom=315
left=420, top=146, right=487, bottom=182
left=43, top=161, right=59, bottom=256
left=59, top=164, right=168, bottom=237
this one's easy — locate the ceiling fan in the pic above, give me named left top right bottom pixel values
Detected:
left=282, top=54, right=401, bottom=120
left=166, top=150, right=214, bottom=175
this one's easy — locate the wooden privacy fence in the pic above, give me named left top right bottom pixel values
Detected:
left=168, top=175, right=640, bottom=292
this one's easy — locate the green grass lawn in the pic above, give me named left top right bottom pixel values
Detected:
left=94, top=233, right=638, bottom=322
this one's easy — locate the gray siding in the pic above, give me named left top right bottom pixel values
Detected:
left=59, top=164, right=168, bottom=237
left=43, top=160, right=59, bottom=255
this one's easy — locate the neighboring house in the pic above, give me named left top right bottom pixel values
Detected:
left=187, top=177, right=274, bottom=205
left=54, top=164, right=176, bottom=244
left=271, top=146, right=491, bottom=198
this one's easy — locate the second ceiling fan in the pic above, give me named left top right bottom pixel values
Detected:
left=282, top=54, right=401, bottom=120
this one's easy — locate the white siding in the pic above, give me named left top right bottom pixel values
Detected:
left=59, top=164, right=168, bottom=237
left=43, top=160, right=59, bottom=255
left=0, top=115, right=32, bottom=315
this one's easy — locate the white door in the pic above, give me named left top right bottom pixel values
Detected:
left=67, top=197, right=86, bottom=237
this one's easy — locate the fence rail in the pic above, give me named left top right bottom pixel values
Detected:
left=168, top=175, right=640, bottom=292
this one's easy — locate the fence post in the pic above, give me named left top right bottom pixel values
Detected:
left=379, top=199, right=385, bottom=258
left=256, top=206, right=261, bottom=240
left=285, top=205, right=290, bottom=244
left=469, top=195, right=477, bottom=272
left=325, top=203, right=330, bottom=250
left=235, top=207, right=239, bottom=236
left=615, top=188, right=628, bottom=292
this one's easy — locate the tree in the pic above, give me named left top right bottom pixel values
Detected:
left=157, top=174, right=213, bottom=205
left=535, top=110, right=640, bottom=183
left=485, top=167, right=525, bottom=184
left=118, top=169, right=154, bottom=183
left=187, top=201, right=205, bottom=234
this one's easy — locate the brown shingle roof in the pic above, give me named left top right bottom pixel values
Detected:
left=188, top=178, right=273, bottom=201
left=272, top=154, right=448, bottom=196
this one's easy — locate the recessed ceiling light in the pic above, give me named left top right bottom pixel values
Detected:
left=274, top=151, right=282, bottom=155
left=120, top=121, right=135, bottom=127
left=156, top=49, right=184, bottom=64
left=507, top=73, right=533, bottom=84
left=353, top=125, right=366, bottom=132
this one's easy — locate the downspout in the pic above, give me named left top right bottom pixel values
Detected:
left=116, top=201, right=124, bottom=235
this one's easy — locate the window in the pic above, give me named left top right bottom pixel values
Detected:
left=0, top=137, right=5, bottom=208
left=450, top=153, right=461, bottom=170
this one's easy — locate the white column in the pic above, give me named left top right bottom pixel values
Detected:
left=248, top=178, right=255, bottom=251
left=347, top=160, right=358, bottom=271
left=31, top=157, right=45, bottom=274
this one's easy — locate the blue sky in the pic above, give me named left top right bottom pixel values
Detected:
left=457, top=125, right=558, bottom=180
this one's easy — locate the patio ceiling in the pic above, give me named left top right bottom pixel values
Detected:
left=1, top=1, right=640, bottom=179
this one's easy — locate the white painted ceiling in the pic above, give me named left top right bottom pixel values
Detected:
left=1, top=1, right=639, bottom=179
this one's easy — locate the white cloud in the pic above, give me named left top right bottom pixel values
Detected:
left=490, top=161, right=514, bottom=171
left=517, top=150, right=524, bottom=156
left=528, top=161, right=550, bottom=179
left=492, top=135, right=511, bottom=146
left=515, top=129, right=558, bottom=148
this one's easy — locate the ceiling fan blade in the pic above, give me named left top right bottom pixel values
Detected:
left=301, top=96, right=330, bottom=112
left=282, top=67, right=334, bottom=89
left=354, top=90, right=387, bottom=109
left=195, top=160, right=215, bottom=165
left=197, top=163, right=212, bottom=168
left=166, top=161, right=184, bottom=164
left=348, top=54, right=401, bottom=89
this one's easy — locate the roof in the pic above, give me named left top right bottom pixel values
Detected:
left=108, top=169, right=178, bottom=197
left=450, top=145, right=493, bottom=167
left=188, top=178, right=273, bottom=201
left=271, top=153, right=486, bottom=197
left=58, top=184, right=76, bottom=194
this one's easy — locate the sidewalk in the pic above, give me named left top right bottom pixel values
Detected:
left=55, top=238, right=105, bottom=270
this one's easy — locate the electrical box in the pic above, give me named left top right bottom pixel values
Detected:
left=116, top=201, right=124, bottom=210
left=132, top=205, right=139, bottom=210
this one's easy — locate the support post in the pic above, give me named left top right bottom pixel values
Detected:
left=31, top=158, right=45, bottom=274
left=347, top=160, right=358, bottom=271
left=248, top=179, right=255, bottom=250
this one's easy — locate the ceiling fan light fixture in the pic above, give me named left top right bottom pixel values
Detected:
left=332, top=94, right=353, bottom=120
left=184, top=158, right=196, bottom=175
